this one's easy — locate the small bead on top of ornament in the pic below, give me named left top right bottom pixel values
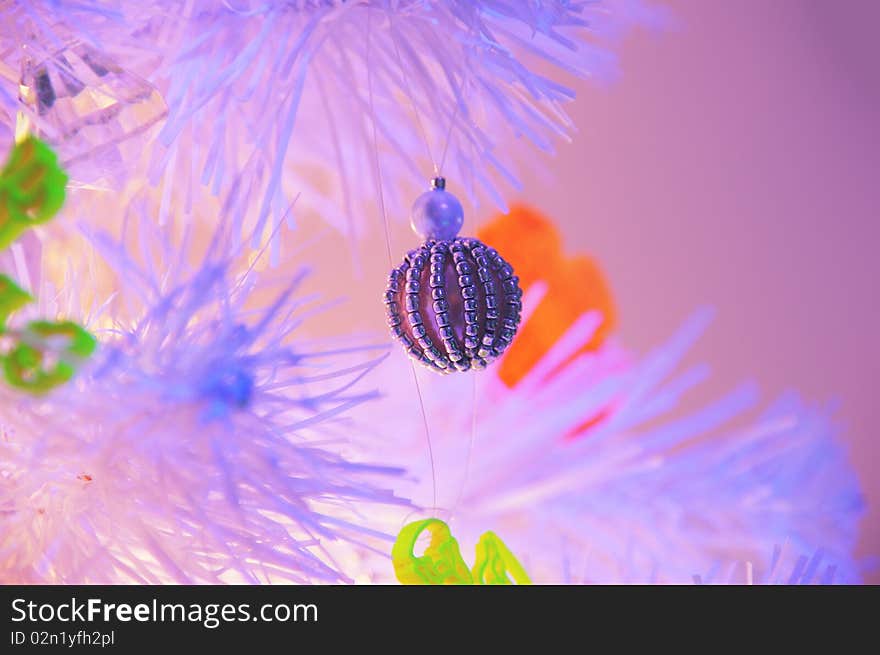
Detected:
left=410, top=177, right=464, bottom=241
left=384, top=178, right=523, bottom=374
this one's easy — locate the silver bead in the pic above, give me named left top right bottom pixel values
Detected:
left=410, top=177, right=464, bottom=241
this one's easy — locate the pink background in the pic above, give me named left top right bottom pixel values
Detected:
left=519, top=0, right=878, bottom=580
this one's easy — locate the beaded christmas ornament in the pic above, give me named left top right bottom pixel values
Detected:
left=384, top=178, right=523, bottom=373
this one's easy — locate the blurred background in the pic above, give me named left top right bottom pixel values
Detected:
left=4, top=0, right=873, bottom=585
left=521, top=0, right=879, bottom=580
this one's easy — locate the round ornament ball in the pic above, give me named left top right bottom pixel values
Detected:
left=384, top=179, right=523, bottom=374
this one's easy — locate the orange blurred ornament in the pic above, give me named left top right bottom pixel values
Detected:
left=477, top=205, right=617, bottom=388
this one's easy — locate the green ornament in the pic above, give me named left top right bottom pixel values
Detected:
left=0, top=136, right=68, bottom=250
left=392, top=518, right=474, bottom=585
left=0, top=137, right=95, bottom=394
left=0, top=274, right=32, bottom=326
left=472, top=530, right=532, bottom=585
left=2, top=320, right=97, bottom=393
left=392, top=518, right=530, bottom=585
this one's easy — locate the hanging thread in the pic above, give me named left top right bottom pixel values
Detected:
left=365, top=8, right=438, bottom=513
